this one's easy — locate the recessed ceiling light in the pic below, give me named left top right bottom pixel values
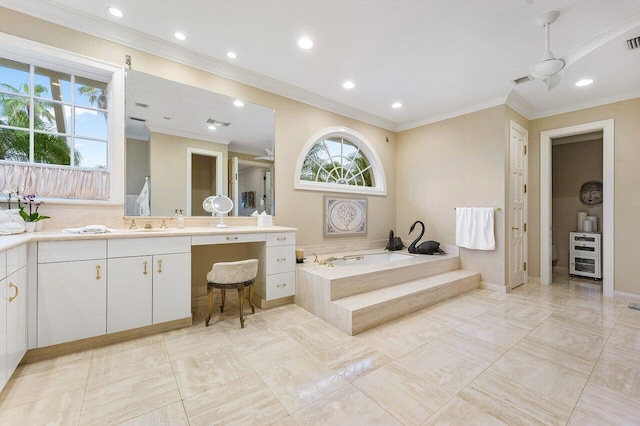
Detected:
left=298, top=37, right=313, bottom=49
left=343, top=81, right=355, bottom=89
left=174, top=32, right=187, bottom=41
left=233, top=100, right=244, bottom=107
left=108, top=7, right=124, bottom=18
left=227, top=51, right=237, bottom=59
left=392, top=102, right=403, bottom=109
left=208, top=124, right=216, bottom=130
left=575, top=78, right=594, bottom=87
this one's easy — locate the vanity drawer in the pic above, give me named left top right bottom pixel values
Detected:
left=39, top=240, right=107, bottom=263
left=6, top=244, right=27, bottom=275
left=266, top=232, right=295, bottom=247
left=108, top=236, right=191, bottom=257
left=266, top=245, right=295, bottom=275
left=265, top=272, right=295, bottom=299
left=192, top=233, right=265, bottom=245
left=0, top=251, right=6, bottom=279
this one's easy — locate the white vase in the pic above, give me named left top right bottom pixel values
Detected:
left=35, top=220, right=43, bottom=231
left=25, top=222, right=36, bottom=233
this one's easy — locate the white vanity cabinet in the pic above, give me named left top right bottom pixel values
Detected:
left=5, top=245, right=28, bottom=382
left=108, top=236, right=191, bottom=329
left=37, top=240, right=107, bottom=347
left=261, top=232, right=296, bottom=301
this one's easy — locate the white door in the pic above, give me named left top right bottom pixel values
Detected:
left=509, top=121, right=528, bottom=288
left=38, top=260, right=107, bottom=347
left=6, top=267, right=27, bottom=375
left=107, top=256, right=153, bottom=333
left=230, top=157, right=239, bottom=216
left=152, top=253, right=191, bottom=324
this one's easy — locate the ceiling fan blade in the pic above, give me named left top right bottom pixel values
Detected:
left=544, top=74, right=561, bottom=91
left=561, top=14, right=640, bottom=68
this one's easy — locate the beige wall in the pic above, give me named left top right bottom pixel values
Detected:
left=0, top=8, right=396, bottom=246
left=396, top=106, right=513, bottom=286
left=125, top=138, right=149, bottom=195
left=191, top=154, right=217, bottom=216
left=528, top=97, right=640, bottom=294
left=552, top=140, right=603, bottom=269
left=149, top=132, right=228, bottom=216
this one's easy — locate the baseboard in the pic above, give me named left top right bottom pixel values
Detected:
left=254, top=294, right=294, bottom=309
left=614, top=290, right=640, bottom=302
left=528, top=276, right=541, bottom=284
left=22, top=317, right=192, bottom=364
left=480, top=281, right=508, bottom=294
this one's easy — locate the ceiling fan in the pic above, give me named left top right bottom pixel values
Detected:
left=513, top=11, right=640, bottom=91
left=254, top=148, right=274, bottom=161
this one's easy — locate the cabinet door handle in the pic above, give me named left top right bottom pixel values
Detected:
left=9, top=282, right=18, bottom=303
left=158, top=259, right=163, bottom=273
left=96, top=265, right=101, bottom=280
left=143, top=261, right=148, bottom=275
left=277, top=237, right=287, bottom=241
left=276, top=283, right=287, bottom=288
left=226, top=236, right=238, bottom=241
left=277, top=257, right=287, bottom=263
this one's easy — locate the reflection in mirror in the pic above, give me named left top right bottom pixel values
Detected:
left=124, top=70, right=275, bottom=217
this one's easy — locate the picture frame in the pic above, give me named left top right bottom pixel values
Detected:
left=324, top=195, right=367, bottom=238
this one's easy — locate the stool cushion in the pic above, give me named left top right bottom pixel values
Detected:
left=207, top=259, right=259, bottom=284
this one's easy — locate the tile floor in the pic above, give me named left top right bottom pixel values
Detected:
left=1, top=281, right=640, bottom=425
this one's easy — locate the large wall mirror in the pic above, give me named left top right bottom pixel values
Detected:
left=125, top=70, right=275, bottom=217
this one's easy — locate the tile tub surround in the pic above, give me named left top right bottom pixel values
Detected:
left=295, top=247, right=479, bottom=335
left=1, top=282, right=639, bottom=424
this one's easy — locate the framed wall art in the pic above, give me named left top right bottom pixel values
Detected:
left=324, top=195, right=367, bottom=237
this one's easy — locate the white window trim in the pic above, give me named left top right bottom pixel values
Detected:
left=0, top=32, right=125, bottom=205
left=294, top=126, right=387, bottom=196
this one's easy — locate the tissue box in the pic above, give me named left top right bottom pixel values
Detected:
left=257, top=215, right=273, bottom=227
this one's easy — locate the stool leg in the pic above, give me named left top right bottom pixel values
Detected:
left=220, top=289, right=226, bottom=313
left=248, top=284, right=255, bottom=314
left=205, top=285, right=213, bottom=327
left=238, top=285, right=245, bottom=328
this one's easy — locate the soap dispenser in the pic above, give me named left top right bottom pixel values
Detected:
left=176, top=209, right=185, bottom=229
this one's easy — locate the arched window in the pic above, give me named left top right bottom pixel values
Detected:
left=295, top=127, right=386, bottom=196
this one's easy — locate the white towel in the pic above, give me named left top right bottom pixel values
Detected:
left=455, top=207, right=495, bottom=250
left=0, top=209, right=26, bottom=235
left=136, top=177, right=151, bottom=216
left=62, top=225, right=118, bottom=234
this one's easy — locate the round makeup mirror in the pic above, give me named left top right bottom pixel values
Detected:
left=203, top=195, right=234, bottom=228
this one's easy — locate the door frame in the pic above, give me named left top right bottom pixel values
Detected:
left=186, top=147, right=224, bottom=216
left=509, top=120, right=528, bottom=289
left=540, top=119, right=614, bottom=297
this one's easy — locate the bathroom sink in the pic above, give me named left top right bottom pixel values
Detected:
left=126, top=228, right=170, bottom=232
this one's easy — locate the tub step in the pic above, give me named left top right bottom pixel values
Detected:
left=330, top=269, right=480, bottom=335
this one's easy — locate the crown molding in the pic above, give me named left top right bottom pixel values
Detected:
left=529, top=88, right=640, bottom=120
left=0, top=0, right=397, bottom=131
left=504, top=90, right=536, bottom=119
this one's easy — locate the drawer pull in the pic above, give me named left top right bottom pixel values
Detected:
left=226, top=236, right=238, bottom=241
left=276, top=283, right=287, bottom=288
left=96, top=265, right=101, bottom=280
left=158, top=259, right=163, bottom=273
left=9, top=282, right=18, bottom=303
left=277, top=258, right=287, bottom=263
left=277, top=237, right=287, bottom=241
left=143, top=261, right=148, bottom=275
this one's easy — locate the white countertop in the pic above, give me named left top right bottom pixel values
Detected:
left=0, top=225, right=296, bottom=251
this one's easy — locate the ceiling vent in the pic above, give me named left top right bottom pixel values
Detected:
left=627, top=36, right=640, bottom=51
left=512, top=75, right=534, bottom=85
left=135, top=102, right=149, bottom=108
left=129, top=116, right=146, bottom=122
left=206, top=118, right=231, bottom=127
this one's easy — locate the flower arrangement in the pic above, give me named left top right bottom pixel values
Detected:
left=2, top=188, right=20, bottom=210
left=19, top=194, right=50, bottom=222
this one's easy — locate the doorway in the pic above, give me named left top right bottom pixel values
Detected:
left=186, top=147, right=224, bottom=216
left=540, top=120, right=614, bottom=297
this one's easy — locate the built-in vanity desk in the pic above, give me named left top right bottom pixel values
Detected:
left=0, top=225, right=295, bottom=390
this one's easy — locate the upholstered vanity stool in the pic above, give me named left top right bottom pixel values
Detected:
left=205, top=259, right=259, bottom=328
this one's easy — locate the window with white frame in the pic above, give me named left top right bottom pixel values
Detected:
left=0, top=34, right=124, bottom=202
left=295, top=127, right=386, bottom=196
